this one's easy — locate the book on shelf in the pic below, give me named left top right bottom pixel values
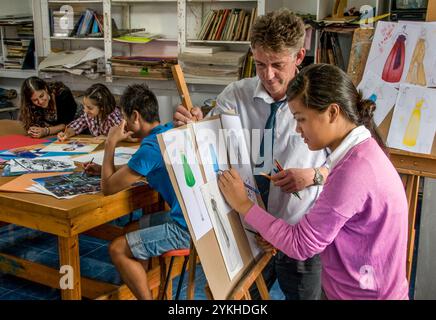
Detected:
left=183, top=46, right=224, bottom=54
left=178, top=51, right=246, bottom=66
left=52, top=9, right=104, bottom=38
left=196, top=7, right=257, bottom=42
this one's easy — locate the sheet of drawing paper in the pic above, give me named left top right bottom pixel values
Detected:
left=220, top=114, right=261, bottom=258
left=200, top=180, right=243, bottom=281
left=192, top=118, right=229, bottom=182
left=72, top=147, right=138, bottom=166
left=162, top=127, right=212, bottom=240
left=357, top=70, right=399, bottom=126
left=0, top=135, right=50, bottom=151
left=387, top=84, right=436, bottom=154
left=364, top=21, right=421, bottom=87
left=40, top=140, right=100, bottom=153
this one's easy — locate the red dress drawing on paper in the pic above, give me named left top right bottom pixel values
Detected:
left=382, top=34, right=406, bottom=83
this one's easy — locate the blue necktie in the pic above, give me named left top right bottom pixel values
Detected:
left=254, top=101, right=282, bottom=209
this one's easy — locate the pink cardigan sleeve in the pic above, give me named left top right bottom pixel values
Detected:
left=245, top=203, right=349, bottom=260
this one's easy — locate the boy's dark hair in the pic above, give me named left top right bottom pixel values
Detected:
left=120, top=84, right=160, bottom=123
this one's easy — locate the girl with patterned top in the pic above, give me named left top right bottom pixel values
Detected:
left=20, top=77, right=77, bottom=138
left=58, top=83, right=122, bottom=141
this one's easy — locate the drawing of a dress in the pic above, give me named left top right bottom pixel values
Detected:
left=406, top=38, right=426, bottom=86
left=382, top=34, right=406, bottom=83
left=403, top=99, right=424, bottom=147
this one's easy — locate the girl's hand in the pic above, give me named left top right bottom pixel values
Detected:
left=28, top=126, right=45, bottom=138
left=107, top=120, right=134, bottom=145
left=218, top=168, right=254, bottom=215
left=57, top=131, right=68, bottom=142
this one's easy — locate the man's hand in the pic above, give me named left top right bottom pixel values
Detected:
left=271, top=168, right=313, bottom=193
left=173, top=105, right=204, bottom=127
left=28, top=126, right=45, bottom=138
left=107, top=120, right=134, bottom=146
left=218, top=168, right=254, bottom=215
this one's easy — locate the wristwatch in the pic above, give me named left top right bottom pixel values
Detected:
left=313, top=167, right=324, bottom=186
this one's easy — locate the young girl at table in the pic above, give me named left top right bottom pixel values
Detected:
left=20, top=77, right=77, bottom=138
left=218, top=64, right=409, bottom=300
left=58, top=83, right=122, bottom=140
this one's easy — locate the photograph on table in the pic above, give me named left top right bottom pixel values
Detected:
left=8, top=156, right=76, bottom=174
left=32, top=172, right=101, bottom=199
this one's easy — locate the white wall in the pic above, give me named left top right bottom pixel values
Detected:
left=2, top=0, right=32, bottom=15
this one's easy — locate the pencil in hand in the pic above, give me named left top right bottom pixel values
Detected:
left=82, top=157, right=94, bottom=176
left=274, top=159, right=302, bottom=200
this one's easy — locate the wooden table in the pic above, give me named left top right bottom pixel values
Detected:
left=0, top=134, right=164, bottom=299
left=0, top=176, right=162, bottom=299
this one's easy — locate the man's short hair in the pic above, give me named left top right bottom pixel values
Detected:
left=120, top=84, right=160, bottom=123
left=250, top=8, right=305, bottom=54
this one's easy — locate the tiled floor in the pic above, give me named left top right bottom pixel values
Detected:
left=0, top=222, right=284, bottom=300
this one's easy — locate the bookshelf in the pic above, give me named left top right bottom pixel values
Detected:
left=0, top=14, right=38, bottom=79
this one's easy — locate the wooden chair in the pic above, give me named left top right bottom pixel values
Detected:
left=0, top=119, right=26, bottom=136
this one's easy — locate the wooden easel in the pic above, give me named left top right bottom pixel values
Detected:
left=388, top=149, right=436, bottom=281
left=169, top=64, right=272, bottom=300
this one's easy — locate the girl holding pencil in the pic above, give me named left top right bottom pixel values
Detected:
left=218, top=64, right=409, bottom=299
left=58, top=83, right=122, bottom=141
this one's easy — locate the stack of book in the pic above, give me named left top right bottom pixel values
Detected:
left=110, top=56, right=178, bottom=80
left=197, top=7, right=257, bottom=42
left=178, top=50, right=247, bottom=84
left=3, top=39, right=34, bottom=69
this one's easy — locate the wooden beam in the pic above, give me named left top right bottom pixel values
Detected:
left=0, top=252, right=118, bottom=299
left=404, top=175, right=420, bottom=282
left=228, top=252, right=272, bottom=300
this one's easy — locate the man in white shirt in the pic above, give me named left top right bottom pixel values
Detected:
left=174, top=9, right=328, bottom=300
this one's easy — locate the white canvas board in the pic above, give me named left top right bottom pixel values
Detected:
left=192, top=118, right=229, bottom=182
left=387, top=84, right=436, bottom=154
left=162, top=127, right=212, bottom=240
left=200, top=179, right=243, bottom=281
left=357, top=70, right=399, bottom=126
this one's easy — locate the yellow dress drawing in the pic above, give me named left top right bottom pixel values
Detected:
left=406, top=38, right=426, bottom=86
left=403, top=99, right=424, bottom=147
